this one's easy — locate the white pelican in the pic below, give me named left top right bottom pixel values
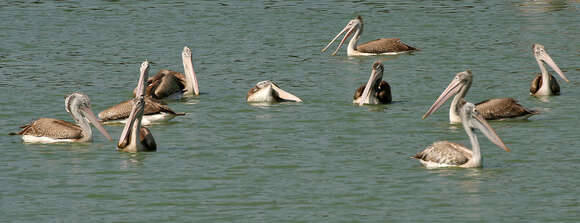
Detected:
left=321, top=16, right=417, bottom=56
left=15, top=93, right=112, bottom=143
left=529, top=43, right=569, bottom=96
left=353, top=61, right=392, bottom=105
left=423, top=70, right=538, bottom=124
left=412, top=101, right=511, bottom=168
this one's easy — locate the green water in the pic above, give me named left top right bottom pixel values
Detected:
left=1, top=1, right=578, bottom=222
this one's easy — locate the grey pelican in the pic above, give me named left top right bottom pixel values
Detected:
left=422, top=70, right=538, bottom=124
left=98, top=96, right=185, bottom=125
left=529, top=43, right=569, bottom=96
left=321, top=16, right=417, bottom=56
left=353, top=61, right=392, bottom=105
left=135, top=46, right=199, bottom=99
left=412, top=101, right=511, bottom=168
left=118, top=61, right=156, bottom=152
left=246, top=80, right=302, bottom=103
left=15, top=93, right=112, bottom=143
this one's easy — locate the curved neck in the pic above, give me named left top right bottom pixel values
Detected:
left=347, top=25, right=362, bottom=55
left=71, top=109, right=92, bottom=141
left=449, top=83, right=471, bottom=124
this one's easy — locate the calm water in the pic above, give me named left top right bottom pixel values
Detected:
left=1, top=1, right=579, bottom=222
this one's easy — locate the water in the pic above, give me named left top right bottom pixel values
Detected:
left=1, top=1, right=579, bottom=222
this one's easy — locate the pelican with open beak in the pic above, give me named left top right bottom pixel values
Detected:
left=134, top=46, right=199, bottom=99
left=423, top=70, right=538, bottom=124
left=353, top=61, right=392, bottom=105
left=15, top=93, right=112, bottom=143
left=118, top=61, right=157, bottom=152
left=529, top=43, right=569, bottom=96
left=321, top=16, right=417, bottom=56
left=246, top=80, right=302, bottom=103
left=412, top=101, right=511, bottom=168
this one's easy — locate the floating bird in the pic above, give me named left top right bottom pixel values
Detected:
left=353, top=61, right=392, bottom=105
left=118, top=61, right=157, bottom=152
left=529, top=43, right=569, bottom=96
left=14, top=93, right=112, bottom=143
left=135, top=46, right=199, bottom=99
left=423, top=70, right=538, bottom=124
left=412, top=101, right=511, bottom=168
left=246, top=80, right=302, bottom=103
left=321, top=16, right=417, bottom=56
left=99, top=96, right=185, bottom=125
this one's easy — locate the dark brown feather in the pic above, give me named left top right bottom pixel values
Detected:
left=353, top=81, right=392, bottom=104
left=140, top=127, right=157, bottom=151
left=135, top=69, right=186, bottom=99
left=529, top=73, right=559, bottom=95
left=18, top=118, right=83, bottom=139
left=98, top=97, right=180, bottom=122
left=475, top=98, right=538, bottom=120
left=356, top=38, right=417, bottom=54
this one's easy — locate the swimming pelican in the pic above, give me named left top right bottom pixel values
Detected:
left=135, top=46, right=199, bottom=99
left=353, top=61, right=391, bottom=105
left=423, top=70, right=538, bottom=124
left=321, top=16, right=417, bottom=56
left=412, top=101, right=511, bottom=168
left=246, top=80, right=302, bottom=103
left=118, top=61, right=157, bottom=152
left=15, top=93, right=112, bottom=143
left=529, top=43, right=569, bottom=96
left=99, top=96, right=185, bottom=125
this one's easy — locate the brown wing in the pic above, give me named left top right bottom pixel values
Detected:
left=357, top=38, right=417, bottom=54
left=412, top=141, right=471, bottom=166
left=140, top=127, right=157, bottom=151
left=549, top=74, right=560, bottom=94
left=353, top=84, right=365, bottom=100
left=99, top=97, right=179, bottom=121
left=18, top=118, right=83, bottom=139
left=475, top=98, right=538, bottom=120
left=376, top=81, right=392, bottom=103
left=530, top=73, right=560, bottom=95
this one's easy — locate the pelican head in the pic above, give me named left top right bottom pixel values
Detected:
left=65, top=92, right=112, bottom=141
left=321, top=15, right=363, bottom=56
left=533, top=43, right=568, bottom=83
left=357, top=61, right=384, bottom=105
left=422, top=70, right=473, bottom=120
left=246, top=80, right=303, bottom=103
left=460, top=102, right=510, bottom=152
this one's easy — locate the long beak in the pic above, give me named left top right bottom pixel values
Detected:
left=331, top=25, right=356, bottom=56
left=321, top=25, right=349, bottom=53
left=182, top=46, right=200, bottom=96
left=422, top=78, right=463, bottom=119
left=541, top=53, right=569, bottom=83
left=321, top=24, right=356, bottom=56
left=271, top=84, right=302, bottom=102
left=472, top=113, right=511, bottom=152
left=82, top=107, right=112, bottom=141
left=358, top=68, right=380, bottom=106
left=117, top=99, right=140, bottom=148
left=136, top=61, right=150, bottom=97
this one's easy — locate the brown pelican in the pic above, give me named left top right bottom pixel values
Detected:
left=246, top=80, right=302, bottom=103
left=98, top=96, right=185, bottom=125
left=321, top=16, right=417, bottom=56
left=412, top=101, right=511, bottom=168
left=353, top=61, right=392, bottom=105
left=422, top=70, right=538, bottom=124
left=134, top=46, right=199, bottom=99
left=15, top=93, right=112, bottom=143
left=529, top=43, right=569, bottom=96
left=118, top=61, right=156, bottom=152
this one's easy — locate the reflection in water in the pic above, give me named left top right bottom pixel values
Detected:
left=515, top=0, right=571, bottom=13
left=119, top=152, right=148, bottom=169
left=534, top=95, right=551, bottom=103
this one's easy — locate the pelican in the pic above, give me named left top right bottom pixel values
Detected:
left=15, top=93, right=112, bottom=143
left=529, top=43, right=569, bottom=96
left=321, top=16, right=417, bottom=56
left=353, top=61, right=391, bottom=105
left=412, top=101, right=511, bottom=168
left=423, top=70, right=538, bottom=124
left=134, top=46, right=199, bottom=99
left=99, top=96, right=185, bottom=125
left=118, top=61, right=157, bottom=152
left=246, top=80, right=302, bottom=103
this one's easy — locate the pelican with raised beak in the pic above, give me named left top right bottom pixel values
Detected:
left=15, top=93, right=112, bottom=143
left=246, top=80, right=302, bottom=103
left=529, top=43, right=569, bottom=96
left=135, top=46, right=199, bottom=99
left=118, top=61, right=157, bottom=152
left=412, top=101, right=511, bottom=168
left=322, top=16, right=417, bottom=56
left=353, top=61, right=391, bottom=105
left=423, top=70, right=538, bottom=124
